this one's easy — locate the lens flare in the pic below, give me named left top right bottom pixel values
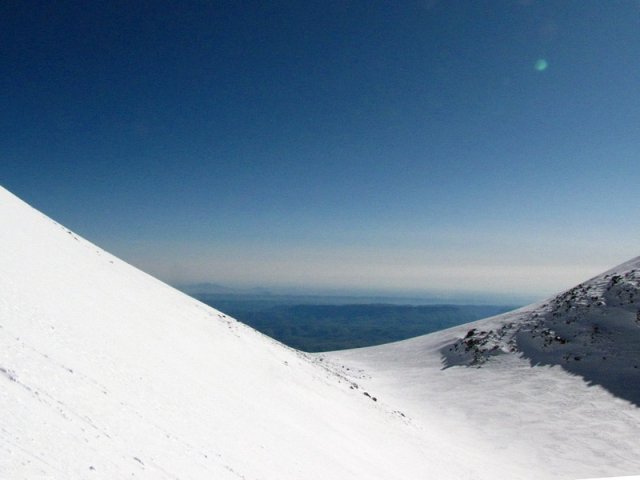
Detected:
left=535, top=59, right=548, bottom=71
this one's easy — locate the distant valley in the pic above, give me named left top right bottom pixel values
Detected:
left=194, top=295, right=514, bottom=351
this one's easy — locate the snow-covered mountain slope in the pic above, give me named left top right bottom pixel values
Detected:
left=325, top=258, right=640, bottom=479
left=0, top=186, right=544, bottom=479
left=4, top=184, right=639, bottom=480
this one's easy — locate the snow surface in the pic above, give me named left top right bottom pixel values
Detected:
left=325, top=259, right=640, bottom=479
left=2, top=184, right=638, bottom=479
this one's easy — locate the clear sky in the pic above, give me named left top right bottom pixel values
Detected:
left=2, top=1, right=639, bottom=301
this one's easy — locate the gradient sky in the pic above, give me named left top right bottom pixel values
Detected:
left=2, top=1, right=639, bottom=300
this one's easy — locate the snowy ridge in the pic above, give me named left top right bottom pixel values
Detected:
left=442, top=257, right=640, bottom=405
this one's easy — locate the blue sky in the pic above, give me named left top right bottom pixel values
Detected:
left=2, top=1, right=639, bottom=300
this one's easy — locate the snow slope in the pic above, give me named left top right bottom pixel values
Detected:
left=325, top=258, right=640, bottom=479
left=3, top=185, right=638, bottom=480
left=0, top=186, right=545, bottom=479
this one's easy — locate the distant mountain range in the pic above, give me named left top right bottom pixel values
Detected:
left=178, top=282, right=537, bottom=306
left=178, top=282, right=274, bottom=296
